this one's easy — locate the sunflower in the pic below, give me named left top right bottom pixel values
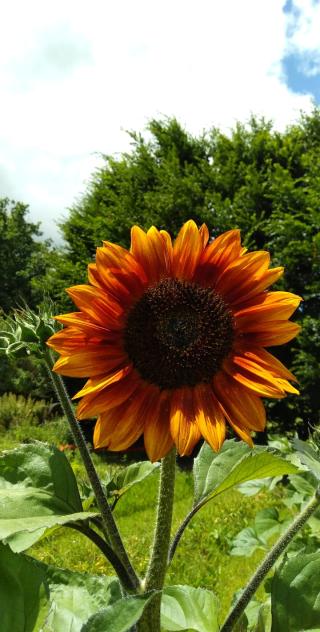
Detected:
left=47, top=221, right=301, bottom=461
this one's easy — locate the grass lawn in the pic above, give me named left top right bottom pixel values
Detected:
left=0, top=421, right=281, bottom=622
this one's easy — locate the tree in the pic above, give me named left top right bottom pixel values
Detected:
left=0, top=199, right=49, bottom=313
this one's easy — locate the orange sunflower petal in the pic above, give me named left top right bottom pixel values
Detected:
left=130, top=225, right=171, bottom=283
left=223, top=357, right=287, bottom=398
left=215, top=251, right=271, bottom=302
left=66, top=285, right=125, bottom=330
left=72, top=365, right=133, bottom=398
left=93, top=384, right=158, bottom=451
left=234, top=292, right=302, bottom=330
left=101, top=240, right=147, bottom=280
left=276, top=379, right=299, bottom=395
left=224, top=416, right=254, bottom=447
left=88, top=263, right=132, bottom=308
left=234, top=345, right=298, bottom=383
left=243, top=321, right=301, bottom=346
left=76, top=370, right=141, bottom=419
left=214, top=372, right=266, bottom=432
left=53, top=347, right=127, bottom=378
left=199, top=223, right=210, bottom=248
left=172, top=220, right=205, bottom=280
left=193, top=384, right=226, bottom=451
left=54, top=312, right=109, bottom=335
left=160, top=229, right=173, bottom=265
left=95, top=244, right=147, bottom=300
left=227, top=267, right=284, bottom=308
left=87, top=263, right=105, bottom=290
left=170, top=387, right=202, bottom=455
left=195, top=229, right=243, bottom=285
left=47, top=327, right=118, bottom=356
left=93, top=408, right=142, bottom=451
left=144, top=391, right=174, bottom=462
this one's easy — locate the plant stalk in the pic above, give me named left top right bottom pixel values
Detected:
left=137, top=447, right=176, bottom=632
left=45, top=350, right=139, bottom=592
left=69, top=522, right=134, bottom=591
left=221, top=488, right=320, bottom=632
left=168, top=503, right=200, bottom=562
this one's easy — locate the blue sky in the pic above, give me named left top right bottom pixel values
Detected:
left=0, top=0, right=319, bottom=243
left=283, top=53, right=320, bottom=102
left=283, top=0, right=320, bottom=102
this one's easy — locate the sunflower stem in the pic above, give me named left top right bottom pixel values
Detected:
left=137, top=447, right=176, bottom=632
left=220, top=488, right=320, bottom=632
left=68, top=522, right=135, bottom=591
left=168, top=502, right=200, bottom=562
left=45, top=350, right=139, bottom=592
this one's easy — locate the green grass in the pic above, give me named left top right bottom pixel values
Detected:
left=0, top=423, right=281, bottom=621
left=0, top=416, right=72, bottom=449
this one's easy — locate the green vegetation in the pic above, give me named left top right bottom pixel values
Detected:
left=0, top=389, right=75, bottom=450
left=0, top=424, right=279, bottom=620
left=32, top=477, right=275, bottom=619
left=0, top=198, right=50, bottom=312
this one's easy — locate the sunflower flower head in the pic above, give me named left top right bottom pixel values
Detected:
left=47, top=221, right=301, bottom=461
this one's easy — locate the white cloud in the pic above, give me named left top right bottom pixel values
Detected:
left=0, top=0, right=316, bottom=242
left=285, top=0, right=320, bottom=51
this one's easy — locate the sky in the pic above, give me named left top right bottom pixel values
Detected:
left=1, top=0, right=319, bottom=243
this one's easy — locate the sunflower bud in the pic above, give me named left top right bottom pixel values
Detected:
left=0, top=302, right=59, bottom=358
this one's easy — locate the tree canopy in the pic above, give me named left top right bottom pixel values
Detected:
left=0, top=199, right=49, bottom=313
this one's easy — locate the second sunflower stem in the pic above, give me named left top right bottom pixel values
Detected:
left=45, top=350, right=139, bottom=592
left=137, top=447, right=176, bottom=631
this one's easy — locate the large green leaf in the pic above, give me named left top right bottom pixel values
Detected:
left=282, top=472, right=318, bottom=510
left=0, top=543, right=47, bottom=631
left=253, top=602, right=272, bottom=632
left=237, top=477, right=282, bottom=497
left=230, top=508, right=289, bottom=557
left=160, top=585, right=219, bottom=632
left=0, top=442, right=96, bottom=551
left=0, top=543, right=121, bottom=632
left=193, top=440, right=298, bottom=507
left=229, top=592, right=272, bottom=632
left=293, top=438, right=320, bottom=481
left=81, top=592, right=156, bottom=632
left=231, top=597, right=271, bottom=632
left=271, top=551, right=320, bottom=631
left=0, top=511, right=97, bottom=552
left=104, top=461, right=159, bottom=502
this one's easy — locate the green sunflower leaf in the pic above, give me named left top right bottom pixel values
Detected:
left=230, top=508, right=289, bottom=557
left=0, top=543, right=121, bottom=632
left=271, top=551, right=320, bottom=631
left=237, top=476, right=282, bottom=497
left=193, top=440, right=298, bottom=507
left=103, top=460, right=160, bottom=503
left=293, top=438, right=320, bottom=481
left=81, top=592, right=157, bottom=632
left=0, top=442, right=96, bottom=551
left=160, top=585, right=220, bottom=632
left=252, top=601, right=272, bottom=632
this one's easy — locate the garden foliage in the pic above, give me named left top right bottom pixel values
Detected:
left=0, top=438, right=303, bottom=631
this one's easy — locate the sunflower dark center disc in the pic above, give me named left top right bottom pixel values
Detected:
left=124, top=278, right=235, bottom=389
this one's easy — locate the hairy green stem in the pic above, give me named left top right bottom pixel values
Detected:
left=169, top=503, right=200, bottom=563
left=221, top=488, right=320, bottom=632
left=45, top=350, right=139, bottom=592
left=69, top=522, right=134, bottom=591
left=138, top=447, right=176, bottom=632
